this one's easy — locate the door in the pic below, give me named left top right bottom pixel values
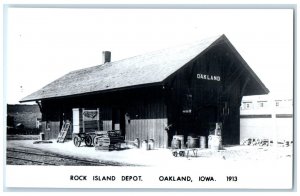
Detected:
left=112, top=108, right=126, bottom=137
left=196, top=106, right=218, bottom=137
left=120, top=109, right=126, bottom=137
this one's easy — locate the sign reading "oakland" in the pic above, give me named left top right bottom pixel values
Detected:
left=197, top=73, right=221, bottom=81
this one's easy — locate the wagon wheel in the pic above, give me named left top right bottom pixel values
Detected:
left=179, top=151, right=185, bottom=157
left=90, top=135, right=97, bottom=147
left=84, top=135, right=93, bottom=147
left=73, top=135, right=82, bottom=147
left=173, top=151, right=178, bottom=157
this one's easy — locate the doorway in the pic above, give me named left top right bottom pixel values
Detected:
left=195, top=105, right=218, bottom=137
left=112, top=108, right=126, bottom=137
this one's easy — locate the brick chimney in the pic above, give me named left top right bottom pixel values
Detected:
left=102, top=51, right=111, bottom=64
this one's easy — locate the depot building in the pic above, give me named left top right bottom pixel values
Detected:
left=20, top=35, right=269, bottom=148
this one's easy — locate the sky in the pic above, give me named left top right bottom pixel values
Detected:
left=5, top=8, right=294, bottom=104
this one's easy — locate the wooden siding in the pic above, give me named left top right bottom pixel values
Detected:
left=125, top=102, right=168, bottom=148
left=165, top=44, right=247, bottom=145
left=43, top=121, right=60, bottom=140
left=101, top=106, right=113, bottom=131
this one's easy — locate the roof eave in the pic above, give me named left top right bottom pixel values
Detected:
left=20, top=81, right=164, bottom=103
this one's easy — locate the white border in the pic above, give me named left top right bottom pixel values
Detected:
left=1, top=0, right=298, bottom=193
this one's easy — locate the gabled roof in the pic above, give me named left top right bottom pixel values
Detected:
left=20, top=34, right=269, bottom=102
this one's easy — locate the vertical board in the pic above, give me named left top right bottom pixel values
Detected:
left=50, top=121, right=60, bottom=140
left=98, top=108, right=103, bottom=131
left=125, top=100, right=168, bottom=148
left=102, top=106, right=112, bottom=131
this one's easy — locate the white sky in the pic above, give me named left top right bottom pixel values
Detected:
left=5, top=8, right=294, bottom=104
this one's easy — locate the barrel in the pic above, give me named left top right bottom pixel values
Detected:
left=148, top=139, right=155, bottom=150
left=171, top=138, right=181, bottom=149
left=40, top=132, right=45, bottom=140
left=141, top=140, right=148, bottom=150
left=199, top=136, right=206, bottom=148
left=173, top=135, right=185, bottom=149
left=208, top=135, right=222, bottom=150
left=187, top=136, right=199, bottom=148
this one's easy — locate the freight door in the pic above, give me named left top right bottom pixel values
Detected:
left=124, top=103, right=168, bottom=148
left=196, top=106, right=218, bottom=137
left=112, top=108, right=126, bottom=137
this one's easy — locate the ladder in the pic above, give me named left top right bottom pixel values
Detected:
left=57, top=121, right=71, bottom=143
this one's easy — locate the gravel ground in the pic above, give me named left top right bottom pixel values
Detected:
left=5, top=136, right=293, bottom=167
left=6, top=147, right=136, bottom=166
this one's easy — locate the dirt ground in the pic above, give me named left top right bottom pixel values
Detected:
left=6, top=134, right=40, bottom=140
left=6, top=135, right=293, bottom=167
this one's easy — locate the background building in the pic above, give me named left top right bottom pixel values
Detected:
left=240, top=95, right=293, bottom=142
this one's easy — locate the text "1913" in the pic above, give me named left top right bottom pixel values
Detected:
left=226, top=176, right=237, bottom=181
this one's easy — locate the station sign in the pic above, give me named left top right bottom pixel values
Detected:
left=197, top=73, right=221, bottom=82
left=82, top=109, right=99, bottom=121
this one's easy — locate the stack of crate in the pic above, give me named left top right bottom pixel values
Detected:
left=95, top=130, right=124, bottom=151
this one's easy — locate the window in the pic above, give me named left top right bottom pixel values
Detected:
left=257, top=101, right=267, bottom=108
left=182, top=94, right=192, bottom=114
left=246, top=103, right=250, bottom=109
left=241, top=102, right=252, bottom=110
